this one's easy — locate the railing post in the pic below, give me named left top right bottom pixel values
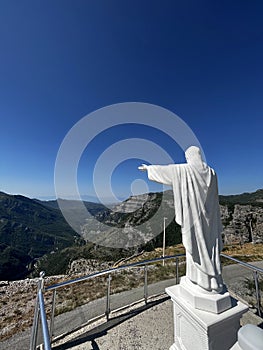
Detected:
left=144, top=265, right=148, bottom=304
left=176, top=257, right=179, bottom=284
left=106, top=274, right=111, bottom=321
left=49, top=289, right=57, bottom=341
left=253, top=270, right=262, bottom=317
left=30, top=293, right=40, bottom=350
left=30, top=271, right=45, bottom=350
left=38, top=289, right=51, bottom=350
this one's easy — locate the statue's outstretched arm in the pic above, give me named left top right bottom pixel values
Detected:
left=139, top=163, right=173, bottom=186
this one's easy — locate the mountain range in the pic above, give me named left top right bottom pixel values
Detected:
left=0, top=192, right=106, bottom=279
left=0, top=189, right=262, bottom=280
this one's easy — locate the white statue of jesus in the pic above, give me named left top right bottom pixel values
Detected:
left=139, top=146, right=224, bottom=293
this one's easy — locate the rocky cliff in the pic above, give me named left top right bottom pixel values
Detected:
left=221, top=204, right=263, bottom=245
left=85, top=189, right=263, bottom=247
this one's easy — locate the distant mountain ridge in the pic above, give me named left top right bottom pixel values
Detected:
left=0, top=188, right=262, bottom=280
left=35, top=198, right=107, bottom=215
left=219, top=189, right=263, bottom=206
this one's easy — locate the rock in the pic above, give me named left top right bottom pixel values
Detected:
left=68, top=258, right=113, bottom=275
left=221, top=204, right=263, bottom=245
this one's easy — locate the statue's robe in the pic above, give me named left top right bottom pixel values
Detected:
left=147, top=161, right=223, bottom=292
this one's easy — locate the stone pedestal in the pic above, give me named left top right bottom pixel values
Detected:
left=179, top=276, right=232, bottom=314
left=166, top=284, right=248, bottom=350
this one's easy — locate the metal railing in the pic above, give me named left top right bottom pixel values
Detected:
left=30, top=254, right=183, bottom=349
left=30, top=253, right=263, bottom=349
left=30, top=271, right=51, bottom=350
left=46, top=254, right=183, bottom=337
left=221, top=253, right=263, bottom=317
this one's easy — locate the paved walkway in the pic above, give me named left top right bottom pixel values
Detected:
left=222, top=260, right=263, bottom=286
left=52, top=296, right=174, bottom=350
left=0, top=279, right=176, bottom=350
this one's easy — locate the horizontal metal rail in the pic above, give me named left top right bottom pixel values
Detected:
left=46, top=253, right=263, bottom=292
left=46, top=254, right=185, bottom=291
left=221, top=253, right=263, bottom=274
left=221, top=253, right=263, bottom=317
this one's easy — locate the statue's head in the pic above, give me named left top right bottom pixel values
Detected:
left=185, top=146, right=204, bottom=168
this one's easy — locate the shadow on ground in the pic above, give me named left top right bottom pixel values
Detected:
left=52, top=296, right=170, bottom=350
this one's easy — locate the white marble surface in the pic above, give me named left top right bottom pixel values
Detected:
left=140, top=146, right=224, bottom=292
left=179, top=276, right=232, bottom=314
left=166, top=284, right=248, bottom=350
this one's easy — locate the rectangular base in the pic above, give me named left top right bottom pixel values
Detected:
left=166, top=285, right=248, bottom=350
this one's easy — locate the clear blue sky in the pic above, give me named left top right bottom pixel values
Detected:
left=1, top=1, right=262, bottom=201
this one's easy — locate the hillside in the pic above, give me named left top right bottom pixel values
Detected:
left=219, top=189, right=263, bottom=245
left=219, top=189, right=263, bottom=206
left=1, top=189, right=263, bottom=279
left=34, top=192, right=182, bottom=276
left=36, top=189, right=263, bottom=276
left=82, top=191, right=181, bottom=249
left=36, top=198, right=107, bottom=216
left=0, top=192, right=84, bottom=280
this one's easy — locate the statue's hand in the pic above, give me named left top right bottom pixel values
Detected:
left=138, top=164, right=148, bottom=171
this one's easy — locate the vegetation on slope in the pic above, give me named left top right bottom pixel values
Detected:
left=219, top=189, right=263, bottom=207
left=0, top=192, right=84, bottom=280
left=1, top=188, right=262, bottom=279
